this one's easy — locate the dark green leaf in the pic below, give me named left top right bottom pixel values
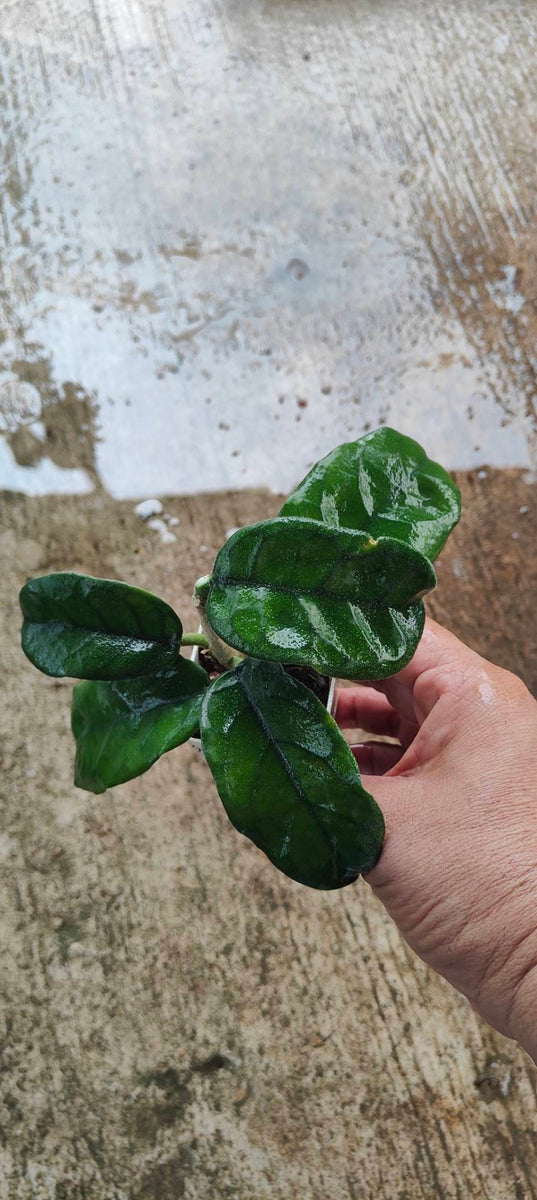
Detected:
left=72, top=658, right=209, bottom=793
left=201, top=658, right=385, bottom=890
left=280, top=427, right=461, bottom=560
left=20, top=573, right=183, bottom=679
left=207, top=518, right=435, bottom=680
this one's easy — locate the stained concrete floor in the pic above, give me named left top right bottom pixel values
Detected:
left=2, top=2, right=537, bottom=1198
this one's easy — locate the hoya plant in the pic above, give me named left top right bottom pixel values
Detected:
left=19, top=428, right=460, bottom=891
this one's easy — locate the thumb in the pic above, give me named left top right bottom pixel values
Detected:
left=373, top=616, right=494, bottom=726
left=362, top=773, right=418, bottom=886
left=360, top=618, right=497, bottom=882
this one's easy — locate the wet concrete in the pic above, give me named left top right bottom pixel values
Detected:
left=1, top=1, right=537, bottom=499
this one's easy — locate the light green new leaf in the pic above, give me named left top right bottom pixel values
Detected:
left=280, top=427, right=461, bottom=560
left=72, top=657, right=209, bottom=793
left=20, top=572, right=183, bottom=679
left=207, top=518, right=435, bottom=680
left=201, top=658, right=385, bottom=890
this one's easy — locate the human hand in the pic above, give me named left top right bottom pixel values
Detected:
left=336, top=618, right=537, bottom=1062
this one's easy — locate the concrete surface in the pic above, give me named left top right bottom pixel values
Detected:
left=2, top=1, right=537, bottom=1197
left=2, top=475, right=537, bottom=1200
left=1, top=1, right=537, bottom=498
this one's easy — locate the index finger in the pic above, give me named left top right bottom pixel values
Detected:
left=335, top=685, right=400, bottom=735
left=366, top=617, right=484, bottom=725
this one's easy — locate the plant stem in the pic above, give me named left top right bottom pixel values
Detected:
left=180, top=633, right=210, bottom=648
left=193, top=575, right=243, bottom=670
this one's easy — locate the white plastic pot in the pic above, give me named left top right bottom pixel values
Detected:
left=189, top=644, right=336, bottom=753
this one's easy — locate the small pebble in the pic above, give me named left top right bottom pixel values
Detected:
left=519, top=505, right=529, bottom=515
left=168, top=516, right=180, bottom=527
left=134, top=498, right=163, bottom=520
left=478, top=470, right=488, bottom=480
left=512, top=531, right=519, bottom=540
left=147, top=518, right=176, bottom=545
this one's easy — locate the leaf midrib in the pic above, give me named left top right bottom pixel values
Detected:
left=213, top=573, right=412, bottom=608
left=236, top=667, right=341, bottom=883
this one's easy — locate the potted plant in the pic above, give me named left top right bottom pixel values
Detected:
left=19, top=427, right=460, bottom=891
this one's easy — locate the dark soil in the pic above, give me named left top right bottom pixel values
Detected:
left=198, top=647, right=330, bottom=706
left=198, top=647, right=226, bottom=676
left=283, top=663, right=330, bottom=706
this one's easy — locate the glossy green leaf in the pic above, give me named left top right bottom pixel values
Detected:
left=20, top=572, right=183, bottom=679
left=72, top=658, right=209, bottom=793
left=207, top=518, right=435, bottom=680
left=201, top=658, right=385, bottom=890
left=280, top=427, right=461, bottom=560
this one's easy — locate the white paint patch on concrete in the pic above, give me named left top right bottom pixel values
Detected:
left=487, top=266, right=525, bottom=315
left=0, top=438, right=93, bottom=496
left=28, top=420, right=47, bottom=442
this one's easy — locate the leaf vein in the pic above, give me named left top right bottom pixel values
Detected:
left=236, top=669, right=341, bottom=883
left=213, top=573, right=414, bottom=608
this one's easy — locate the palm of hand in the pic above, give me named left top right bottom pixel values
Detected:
left=336, top=619, right=537, bottom=1054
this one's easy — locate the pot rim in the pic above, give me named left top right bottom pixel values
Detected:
left=189, top=643, right=337, bottom=753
